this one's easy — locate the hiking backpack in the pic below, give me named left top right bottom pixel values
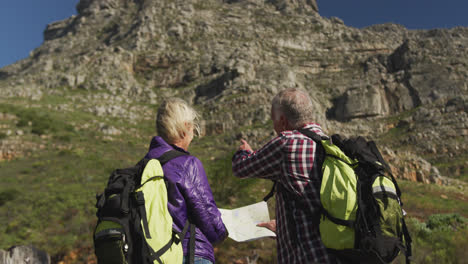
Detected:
left=93, top=150, right=196, bottom=264
left=264, top=130, right=412, bottom=264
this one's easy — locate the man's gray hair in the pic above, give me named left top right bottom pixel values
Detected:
left=271, top=88, right=315, bottom=129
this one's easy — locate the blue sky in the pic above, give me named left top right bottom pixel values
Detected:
left=1, top=0, right=467, bottom=68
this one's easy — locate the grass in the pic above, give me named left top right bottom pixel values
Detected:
left=0, top=103, right=75, bottom=136
left=193, top=0, right=219, bottom=11
left=398, top=180, right=468, bottom=220
left=0, top=97, right=150, bottom=258
left=0, top=141, right=145, bottom=257
left=430, top=153, right=468, bottom=182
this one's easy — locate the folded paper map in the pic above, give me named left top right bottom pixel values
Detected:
left=219, top=201, right=276, bottom=242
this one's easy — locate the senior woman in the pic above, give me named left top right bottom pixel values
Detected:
left=145, top=98, right=227, bottom=264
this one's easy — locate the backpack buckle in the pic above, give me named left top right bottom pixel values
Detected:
left=135, top=191, right=145, bottom=205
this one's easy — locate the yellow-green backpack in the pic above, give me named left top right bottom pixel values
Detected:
left=93, top=150, right=195, bottom=264
left=301, top=130, right=412, bottom=264
left=263, top=130, right=413, bottom=264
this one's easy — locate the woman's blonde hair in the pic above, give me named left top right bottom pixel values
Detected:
left=156, top=98, right=201, bottom=144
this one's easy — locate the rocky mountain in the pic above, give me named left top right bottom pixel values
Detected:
left=0, top=0, right=467, bottom=184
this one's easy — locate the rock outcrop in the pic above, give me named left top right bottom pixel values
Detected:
left=267, top=0, right=318, bottom=13
left=0, top=246, right=50, bottom=264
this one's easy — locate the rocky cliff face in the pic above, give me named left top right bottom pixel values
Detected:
left=0, top=0, right=466, bottom=184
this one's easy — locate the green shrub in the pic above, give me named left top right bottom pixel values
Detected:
left=406, top=217, right=432, bottom=239
left=0, top=189, right=20, bottom=206
left=402, top=215, right=468, bottom=264
left=426, top=213, right=467, bottom=231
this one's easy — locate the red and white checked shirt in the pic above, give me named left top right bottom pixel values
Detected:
left=232, top=123, right=334, bottom=264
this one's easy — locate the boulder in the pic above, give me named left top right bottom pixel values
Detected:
left=0, top=246, right=50, bottom=264
left=330, top=85, right=390, bottom=120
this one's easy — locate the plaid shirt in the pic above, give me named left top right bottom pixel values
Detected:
left=232, top=123, right=333, bottom=264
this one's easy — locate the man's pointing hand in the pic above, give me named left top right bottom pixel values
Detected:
left=239, top=139, right=253, bottom=152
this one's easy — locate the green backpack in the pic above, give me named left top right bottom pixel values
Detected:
left=264, top=130, right=412, bottom=264
left=93, top=150, right=196, bottom=264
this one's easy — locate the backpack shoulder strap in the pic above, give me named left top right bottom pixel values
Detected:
left=136, top=151, right=186, bottom=189
left=157, top=149, right=187, bottom=165
left=189, top=223, right=196, bottom=264
left=298, top=128, right=326, bottom=143
left=155, top=149, right=197, bottom=264
left=298, top=128, right=330, bottom=172
left=263, top=129, right=327, bottom=202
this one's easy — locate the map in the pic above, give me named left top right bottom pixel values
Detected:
left=219, top=201, right=276, bottom=242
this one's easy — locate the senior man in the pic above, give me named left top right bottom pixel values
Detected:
left=232, top=88, right=338, bottom=264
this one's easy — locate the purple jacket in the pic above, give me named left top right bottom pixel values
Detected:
left=145, top=136, right=227, bottom=263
